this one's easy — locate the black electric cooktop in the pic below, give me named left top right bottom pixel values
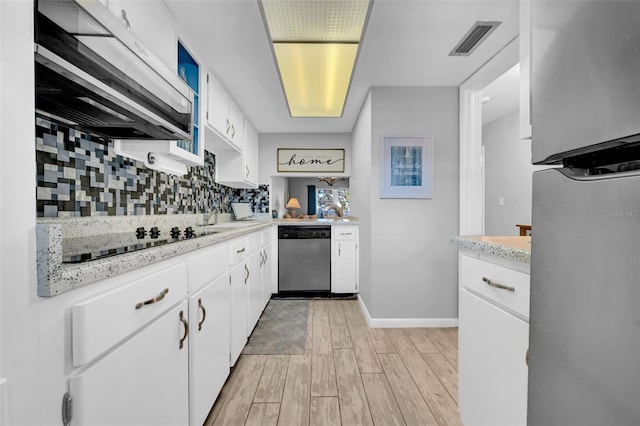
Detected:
left=62, top=226, right=216, bottom=264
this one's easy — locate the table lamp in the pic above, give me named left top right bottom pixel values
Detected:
left=286, top=197, right=301, bottom=217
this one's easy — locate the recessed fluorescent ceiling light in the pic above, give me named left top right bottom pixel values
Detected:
left=260, top=0, right=372, bottom=118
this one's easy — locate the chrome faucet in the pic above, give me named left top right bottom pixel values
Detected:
left=203, top=207, right=219, bottom=225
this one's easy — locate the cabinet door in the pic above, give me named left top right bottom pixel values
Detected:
left=228, top=98, right=244, bottom=151
left=106, top=0, right=177, bottom=69
left=247, top=250, right=263, bottom=334
left=206, top=72, right=230, bottom=138
left=333, top=239, right=358, bottom=293
left=230, top=262, right=248, bottom=366
left=261, top=244, right=273, bottom=309
left=188, top=273, right=230, bottom=426
left=244, top=120, right=259, bottom=186
left=459, top=289, right=529, bottom=426
left=69, top=301, right=189, bottom=425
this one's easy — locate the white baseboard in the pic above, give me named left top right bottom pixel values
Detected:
left=0, top=378, right=7, bottom=426
left=357, top=295, right=459, bottom=328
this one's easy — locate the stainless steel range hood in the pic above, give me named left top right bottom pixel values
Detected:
left=35, top=0, right=194, bottom=141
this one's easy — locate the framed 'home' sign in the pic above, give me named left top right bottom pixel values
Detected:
left=277, top=148, right=345, bottom=173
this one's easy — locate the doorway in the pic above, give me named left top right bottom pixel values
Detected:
left=458, top=38, right=518, bottom=235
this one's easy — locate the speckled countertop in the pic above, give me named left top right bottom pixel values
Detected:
left=36, top=215, right=359, bottom=297
left=450, top=235, right=531, bottom=264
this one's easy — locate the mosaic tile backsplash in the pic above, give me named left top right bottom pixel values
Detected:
left=36, top=117, right=269, bottom=217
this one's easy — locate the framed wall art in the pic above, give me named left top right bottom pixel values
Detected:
left=277, top=148, right=345, bottom=173
left=379, top=136, right=433, bottom=199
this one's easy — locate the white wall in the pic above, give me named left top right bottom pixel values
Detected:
left=350, top=92, right=373, bottom=306
left=483, top=110, right=542, bottom=235
left=364, top=87, right=460, bottom=322
left=1, top=1, right=40, bottom=424
left=269, top=176, right=289, bottom=219
left=258, top=133, right=352, bottom=182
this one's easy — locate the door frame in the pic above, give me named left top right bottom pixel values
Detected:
left=458, top=37, right=519, bottom=235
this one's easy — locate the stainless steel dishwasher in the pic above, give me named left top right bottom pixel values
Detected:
left=278, top=226, right=331, bottom=294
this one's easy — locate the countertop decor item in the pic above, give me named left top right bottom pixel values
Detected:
left=285, top=197, right=301, bottom=217
left=318, top=176, right=346, bottom=186
left=380, top=136, right=433, bottom=198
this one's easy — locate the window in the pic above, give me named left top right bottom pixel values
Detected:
left=317, top=188, right=350, bottom=217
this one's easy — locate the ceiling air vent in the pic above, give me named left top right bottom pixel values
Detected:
left=449, top=21, right=501, bottom=56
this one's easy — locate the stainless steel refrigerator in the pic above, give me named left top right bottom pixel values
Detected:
left=529, top=2, right=640, bottom=425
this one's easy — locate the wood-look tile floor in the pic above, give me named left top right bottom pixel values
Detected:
left=205, top=299, right=461, bottom=426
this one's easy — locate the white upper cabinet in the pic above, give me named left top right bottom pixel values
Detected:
left=106, top=1, right=205, bottom=172
left=104, top=0, right=177, bottom=70
left=244, top=120, right=259, bottom=185
left=205, top=72, right=244, bottom=153
left=215, top=117, right=260, bottom=188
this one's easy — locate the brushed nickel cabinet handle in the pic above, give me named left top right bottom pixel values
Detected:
left=236, top=247, right=246, bottom=254
left=482, top=277, right=515, bottom=292
left=226, top=118, right=230, bottom=134
left=526, top=348, right=531, bottom=366
left=244, top=264, right=250, bottom=284
left=179, top=310, right=189, bottom=349
left=135, top=288, right=169, bottom=309
left=198, top=298, right=206, bottom=331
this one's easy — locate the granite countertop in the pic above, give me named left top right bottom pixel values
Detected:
left=36, top=215, right=360, bottom=297
left=450, top=235, right=531, bottom=264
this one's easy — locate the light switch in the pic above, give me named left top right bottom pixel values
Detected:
left=498, top=197, right=505, bottom=206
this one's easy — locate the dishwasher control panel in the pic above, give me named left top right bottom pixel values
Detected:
left=278, top=226, right=331, bottom=239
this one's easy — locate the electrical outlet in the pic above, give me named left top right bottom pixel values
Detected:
left=498, top=197, right=505, bottom=206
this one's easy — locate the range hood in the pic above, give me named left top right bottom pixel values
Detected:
left=35, top=0, right=194, bottom=141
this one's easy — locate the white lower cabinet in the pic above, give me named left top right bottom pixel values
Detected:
left=260, top=241, right=273, bottom=309
left=188, top=272, right=230, bottom=426
left=229, top=259, right=249, bottom=366
left=69, top=300, right=189, bottom=425
left=66, top=227, right=277, bottom=425
left=247, top=250, right=263, bottom=334
left=458, top=253, right=530, bottom=426
left=331, top=226, right=359, bottom=293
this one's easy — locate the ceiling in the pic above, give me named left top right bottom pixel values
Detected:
left=164, top=0, right=520, bottom=134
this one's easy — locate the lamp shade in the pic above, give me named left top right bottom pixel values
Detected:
left=286, top=197, right=301, bottom=209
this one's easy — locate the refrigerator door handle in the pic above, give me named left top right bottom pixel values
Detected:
left=482, top=276, right=515, bottom=292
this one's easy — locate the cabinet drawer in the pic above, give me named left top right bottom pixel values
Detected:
left=460, top=255, right=530, bottom=320
left=187, top=242, right=229, bottom=293
left=229, top=237, right=249, bottom=266
left=333, top=226, right=357, bottom=240
left=72, top=263, right=188, bottom=367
